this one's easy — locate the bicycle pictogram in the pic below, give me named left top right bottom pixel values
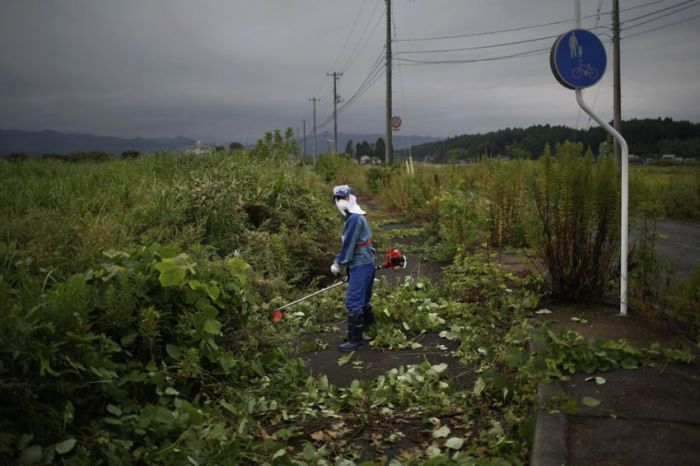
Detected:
left=572, top=59, right=598, bottom=80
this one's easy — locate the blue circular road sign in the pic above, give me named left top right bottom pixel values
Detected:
left=550, top=29, right=606, bottom=89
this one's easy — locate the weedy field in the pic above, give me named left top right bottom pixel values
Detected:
left=0, top=137, right=698, bottom=465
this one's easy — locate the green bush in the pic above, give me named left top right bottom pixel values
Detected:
left=528, top=143, right=620, bottom=301
left=0, top=244, right=283, bottom=463
left=435, top=191, right=484, bottom=259
left=481, top=160, right=533, bottom=248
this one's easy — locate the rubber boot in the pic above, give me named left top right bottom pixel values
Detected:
left=339, top=314, right=364, bottom=352
left=362, top=305, right=375, bottom=330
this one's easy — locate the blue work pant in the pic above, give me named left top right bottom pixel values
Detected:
left=345, top=263, right=375, bottom=316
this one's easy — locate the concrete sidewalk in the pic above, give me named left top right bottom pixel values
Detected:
left=530, top=305, right=700, bottom=466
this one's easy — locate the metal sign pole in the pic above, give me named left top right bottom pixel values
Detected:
left=549, top=0, right=628, bottom=316
left=574, top=91, right=629, bottom=316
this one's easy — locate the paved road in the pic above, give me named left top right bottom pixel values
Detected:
left=631, top=219, right=700, bottom=279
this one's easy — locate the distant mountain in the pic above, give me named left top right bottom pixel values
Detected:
left=296, top=132, right=442, bottom=154
left=0, top=129, right=197, bottom=156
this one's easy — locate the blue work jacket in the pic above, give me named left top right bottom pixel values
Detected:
left=335, top=213, right=375, bottom=269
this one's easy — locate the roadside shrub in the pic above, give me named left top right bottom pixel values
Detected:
left=528, top=142, right=620, bottom=301
left=435, top=190, right=484, bottom=258
left=313, top=153, right=369, bottom=194
left=365, top=165, right=394, bottom=193
left=481, top=159, right=533, bottom=247
left=0, top=244, right=285, bottom=463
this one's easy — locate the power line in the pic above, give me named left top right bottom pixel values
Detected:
left=320, top=59, right=384, bottom=127
left=394, top=0, right=668, bottom=42
left=623, top=1, right=698, bottom=30
left=319, top=48, right=386, bottom=129
left=392, top=0, right=689, bottom=65
left=311, top=0, right=375, bottom=107
left=397, top=33, right=560, bottom=54
left=394, top=46, right=556, bottom=66
left=339, top=0, right=384, bottom=73
left=327, top=0, right=368, bottom=73
left=622, top=0, right=696, bottom=25
left=623, top=11, right=700, bottom=38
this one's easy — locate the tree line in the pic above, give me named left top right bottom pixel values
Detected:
left=405, top=118, right=700, bottom=163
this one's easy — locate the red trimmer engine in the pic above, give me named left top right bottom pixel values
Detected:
left=380, top=248, right=407, bottom=270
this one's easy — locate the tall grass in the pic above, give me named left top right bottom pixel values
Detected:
left=630, top=165, right=700, bottom=221
left=527, top=143, right=620, bottom=300
left=0, top=151, right=338, bottom=292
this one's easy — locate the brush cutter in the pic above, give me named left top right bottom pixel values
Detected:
left=270, top=248, right=407, bottom=323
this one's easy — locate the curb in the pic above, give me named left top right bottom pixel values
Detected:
left=528, top=324, right=568, bottom=466
left=531, top=380, right=568, bottom=466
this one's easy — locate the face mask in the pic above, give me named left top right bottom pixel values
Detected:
left=335, top=199, right=349, bottom=217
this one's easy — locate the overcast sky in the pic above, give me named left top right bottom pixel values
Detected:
left=1, top=0, right=699, bottom=144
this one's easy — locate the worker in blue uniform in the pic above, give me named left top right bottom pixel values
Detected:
left=331, top=185, right=376, bottom=351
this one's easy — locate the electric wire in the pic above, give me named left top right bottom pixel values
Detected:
left=622, top=11, right=700, bottom=38
left=318, top=47, right=386, bottom=129
left=339, top=0, right=384, bottom=73
left=394, top=46, right=552, bottom=65
left=318, top=68, right=385, bottom=129
left=393, top=0, right=668, bottom=43
left=623, top=1, right=699, bottom=30
left=395, top=0, right=693, bottom=58
left=310, top=0, right=695, bottom=143
left=326, top=0, right=368, bottom=75
left=397, top=33, right=561, bottom=54
left=392, top=0, right=688, bottom=66
left=330, top=55, right=385, bottom=122
left=309, top=0, right=376, bottom=127
left=621, top=0, right=696, bottom=26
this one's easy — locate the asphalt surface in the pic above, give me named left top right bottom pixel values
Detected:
left=531, top=306, right=700, bottom=466
left=631, top=219, right=700, bottom=279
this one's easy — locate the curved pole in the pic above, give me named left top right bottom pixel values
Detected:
left=576, top=89, right=629, bottom=316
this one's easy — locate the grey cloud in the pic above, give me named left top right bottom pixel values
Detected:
left=1, top=0, right=699, bottom=142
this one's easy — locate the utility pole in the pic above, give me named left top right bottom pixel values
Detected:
left=385, top=0, right=393, bottom=165
left=612, top=0, right=622, bottom=158
left=302, top=119, right=307, bottom=158
left=309, top=97, right=320, bottom=162
left=327, top=72, right=342, bottom=153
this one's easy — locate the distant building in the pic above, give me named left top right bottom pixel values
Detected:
left=628, top=154, right=644, bottom=165
left=184, top=140, right=213, bottom=156
left=661, top=154, right=681, bottom=163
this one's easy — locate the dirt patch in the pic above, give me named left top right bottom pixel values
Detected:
left=533, top=302, right=685, bottom=348
left=495, top=249, right=539, bottom=276
left=375, top=221, right=446, bottom=284
left=301, top=325, right=474, bottom=389
left=277, top=406, right=484, bottom=463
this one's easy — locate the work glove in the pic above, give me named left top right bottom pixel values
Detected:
left=330, top=262, right=341, bottom=275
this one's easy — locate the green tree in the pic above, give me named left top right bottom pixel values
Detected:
left=356, top=141, right=372, bottom=158
left=229, top=141, right=244, bottom=152
left=345, top=139, right=354, bottom=157
left=374, top=137, right=386, bottom=160
left=121, top=150, right=140, bottom=159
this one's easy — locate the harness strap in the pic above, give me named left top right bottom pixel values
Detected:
left=355, top=238, right=372, bottom=250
